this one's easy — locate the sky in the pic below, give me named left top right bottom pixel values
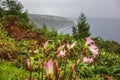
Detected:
left=18, top=0, right=120, bottom=18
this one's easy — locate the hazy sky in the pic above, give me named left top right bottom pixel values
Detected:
left=18, top=0, right=120, bottom=18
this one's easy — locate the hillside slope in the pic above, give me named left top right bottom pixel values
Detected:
left=28, top=14, right=75, bottom=30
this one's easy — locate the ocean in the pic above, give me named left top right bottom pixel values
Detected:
left=58, top=18, right=120, bottom=43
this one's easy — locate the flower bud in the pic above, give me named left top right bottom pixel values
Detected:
left=45, top=58, right=53, bottom=79
left=76, top=59, right=80, bottom=66
left=70, top=64, right=74, bottom=72
left=27, top=59, right=33, bottom=72
left=44, top=41, right=48, bottom=49
left=57, top=54, right=61, bottom=60
left=54, top=61, right=59, bottom=79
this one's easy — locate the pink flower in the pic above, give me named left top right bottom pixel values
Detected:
left=83, top=57, right=94, bottom=63
left=59, top=49, right=66, bottom=57
left=89, top=45, right=99, bottom=58
left=45, top=58, right=53, bottom=76
left=85, top=37, right=95, bottom=46
left=89, top=58, right=94, bottom=63
left=83, top=57, right=88, bottom=63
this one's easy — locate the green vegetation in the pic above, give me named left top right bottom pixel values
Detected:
left=0, top=60, right=29, bottom=80
left=0, top=0, right=120, bottom=80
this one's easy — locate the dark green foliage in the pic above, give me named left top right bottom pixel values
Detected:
left=72, top=13, right=91, bottom=39
left=93, top=37, right=120, bottom=54
left=72, top=26, right=78, bottom=39
left=0, top=7, right=4, bottom=17
left=0, top=0, right=120, bottom=79
left=43, top=24, right=47, bottom=30
left=18, top=11, right=30, bottom=22
left=1, top=0, right=29, bottom=21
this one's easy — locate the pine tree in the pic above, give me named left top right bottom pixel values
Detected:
left=72, top=13, right=91, bottom=39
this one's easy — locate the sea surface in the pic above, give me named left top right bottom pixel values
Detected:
left=58, top=18, right=120, bottom=43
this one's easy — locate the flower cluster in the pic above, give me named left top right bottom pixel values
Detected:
left=58, top=41, right=76, bottom=58
left=27, top=37, right=99, bottom=79
left=45, top=41, right=76, bottom=79
left=83, top=37, right=99, bottom=64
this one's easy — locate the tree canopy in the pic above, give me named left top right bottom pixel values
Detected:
left=72, top=13, right=91, bottom=39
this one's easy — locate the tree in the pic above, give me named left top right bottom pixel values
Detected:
left=0, top=0, right=5, bottom=17
left=72, top=26, right=78, bottom=39
left=72, top=13, right=91, bottom=39
left=0, top=0, right=30, bottom=28
left=43, top=24, right=47, bottom=30
left=0, top=7, right=4, bottom=17
left=1, top=0, right=23, bottom=15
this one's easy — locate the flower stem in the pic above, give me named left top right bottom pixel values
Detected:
left=38, top=71, right=40, bottom=80
left=29, top=71, right=32, bottom=80
left=68, top=72, right=73, bottom=80
left=41, top=59, right=44, bottom=80
left=74, top=48, right=87, bottom=74
left=63, top=57, right=67, bottom=80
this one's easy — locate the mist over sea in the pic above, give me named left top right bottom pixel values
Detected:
left=58, top=18, right=120, bottom=43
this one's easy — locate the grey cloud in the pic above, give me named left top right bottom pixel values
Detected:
left=19, top=0, right=120, bottom=18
